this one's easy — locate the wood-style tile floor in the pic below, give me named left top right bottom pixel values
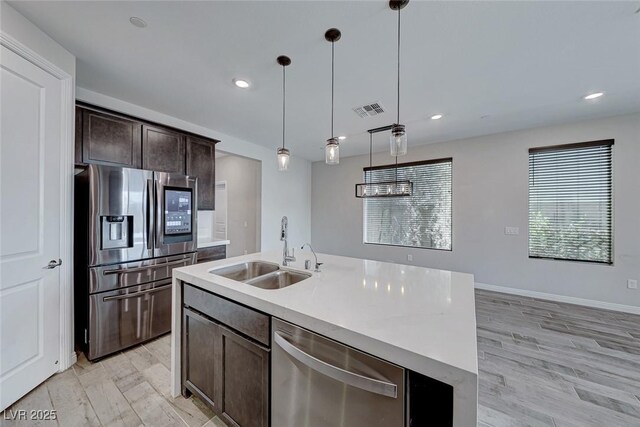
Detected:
left=2, top=289, right=639, bottom=427
left=0, top=335, right=225, bottom=427
left=475, top=289, right=640, bottom=427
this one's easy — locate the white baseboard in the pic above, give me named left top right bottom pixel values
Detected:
left=475, top=282, right=640, bottom=315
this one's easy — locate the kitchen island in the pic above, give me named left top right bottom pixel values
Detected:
left=170, top=251, right=478, bottom=426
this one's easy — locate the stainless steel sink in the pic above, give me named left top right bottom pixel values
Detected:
left=244, top=270, right=311, bottom=290
left=210, top=261, right=280, bottom=281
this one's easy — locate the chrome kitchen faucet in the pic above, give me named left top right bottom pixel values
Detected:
left=301, top=243, right=322, bottom=272
left=281, top=216, right=295, bottom=266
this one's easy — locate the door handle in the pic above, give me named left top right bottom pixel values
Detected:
left=44, top=259, right=62, bottom=269
left=273, top=331, right=398, bottom=398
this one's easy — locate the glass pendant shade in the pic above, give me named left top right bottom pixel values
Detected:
left=390, top=124, right=407, bottom=156
left=325, top=138, right=339, bottom=165
left=277, top=147, right=290, bottom=171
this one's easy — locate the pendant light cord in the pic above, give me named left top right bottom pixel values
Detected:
left=282, top=64, right=286, bottom=150
left=395, top=155, right=398, bottom=182
left=331, top=40, right=335, bottom=138
left=396, top=7, right=401, bottom=125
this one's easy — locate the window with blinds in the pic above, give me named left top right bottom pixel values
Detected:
left=528, top=140, right=613, bottom=264
left=363, top=159, right=452, bottom=250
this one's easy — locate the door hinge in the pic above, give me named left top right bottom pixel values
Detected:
left=84, top=329, right=88, bottom=344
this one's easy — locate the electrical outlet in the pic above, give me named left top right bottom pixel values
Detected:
left=628, top=279, right=638, bottom=289
left=243, top=221, right=248, bottom=228
left=407, top=254, right=413, bottom=262
left=505, top=226, right=519, bottom=235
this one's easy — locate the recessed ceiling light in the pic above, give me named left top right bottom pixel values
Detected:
left=430, top=114, right=443, bottom=120
left=129, top=17, right=147, bottom=28
left=584, top=92, right=604, bottom=100
left=338, top=136, right=347, bottom=140
left=233, top=78, right=250, bottom=89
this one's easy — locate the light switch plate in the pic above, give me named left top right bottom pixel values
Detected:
left=505, top=226, right=520, bottom=235
left=628, top=279, right=638, bottom=289
left=407, top=254, right=413, bottom=261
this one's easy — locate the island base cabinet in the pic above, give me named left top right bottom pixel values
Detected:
left=220, top=327, right=269, bottom=427
left=182, top=284, right=270, bottom=427
left=182, top=308, right=220, bottom=411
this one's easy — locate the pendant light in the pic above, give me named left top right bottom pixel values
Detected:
left=324, top=28, right=341, bottom=165
left=389, top=0, right=409, bottom=156
left=355, top=125, right=412, bottom=198
left=276, top=55, right=291, bottom=171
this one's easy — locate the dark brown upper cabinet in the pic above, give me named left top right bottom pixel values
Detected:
left=75, top=107, right=83, bottom=165
left=75, top=103, right=219, bottom=210
left=81, top=108, right=142, bottom=168
left=186, top=136, right=216, bottom=210
left=142, top=125, right=186, bottom=174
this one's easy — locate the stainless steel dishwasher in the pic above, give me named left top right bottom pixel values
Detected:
left=272, top=318, right=405, bottom=427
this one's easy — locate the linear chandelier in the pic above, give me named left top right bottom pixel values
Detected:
left=355, top=125, right=413, bottom=198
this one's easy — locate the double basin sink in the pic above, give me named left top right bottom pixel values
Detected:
left=209, top=261, right=311, bottom=290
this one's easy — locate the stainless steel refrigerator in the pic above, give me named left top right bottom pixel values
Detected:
left=74, top=164, right=197, bottom=360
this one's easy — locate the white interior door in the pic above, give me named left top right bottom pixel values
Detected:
left=215, top=181, right=227, bottom=240
left=0, top=45, right=63, bottom=410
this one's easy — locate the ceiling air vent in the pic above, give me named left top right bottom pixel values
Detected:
left=352, top=102, right=385, bottom=118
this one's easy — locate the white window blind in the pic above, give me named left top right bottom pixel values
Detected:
left=363, top=159, right=452, bottom=250
left=528, top=140, right=613, bottom=264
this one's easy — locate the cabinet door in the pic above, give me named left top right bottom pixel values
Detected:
left=220, top=326, right=269, bottom=427
left=186, top=136, right=216, bottom=210
left=82, top=108, right=142, bottom=167
left=142, top=125, right=185, bottom=174
left=196, top=246, right=226, bottom=263
left=75, top=106, right=83, bottom=165
left=182, top=308, right=220, bottom=411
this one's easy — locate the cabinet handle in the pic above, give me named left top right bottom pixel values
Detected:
left=273, top=331, right=398, bottom=398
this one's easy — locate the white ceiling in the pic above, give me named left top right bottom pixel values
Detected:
left=10, top=1, right=640, bottom=161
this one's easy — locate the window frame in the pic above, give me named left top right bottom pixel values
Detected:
left=362, top=157, right=453, bottom=251
left=527, top=139, right=614, bottom=265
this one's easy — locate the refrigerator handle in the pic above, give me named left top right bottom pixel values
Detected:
left=146, top=179, right=154, bottom=250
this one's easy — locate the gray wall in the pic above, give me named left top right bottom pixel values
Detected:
left=311, top=113, right=640, bottom=308
left=216, top=154, right=262, bottom=257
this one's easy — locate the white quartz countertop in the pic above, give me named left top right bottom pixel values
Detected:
left=171, top=251, right=478, bottom=426
left=196, top=239, right=230, bottom=248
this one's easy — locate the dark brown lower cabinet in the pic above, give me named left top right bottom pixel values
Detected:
left=197, top=245, right=226, bottom=263
left=182, top=284, right=270, bottom=427
left=220, top=326, right=269, bottom=427
left=182, top=308, right=220, bottom=411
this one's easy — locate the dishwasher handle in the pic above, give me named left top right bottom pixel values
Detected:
left=273, top=331, right=398, bottom=398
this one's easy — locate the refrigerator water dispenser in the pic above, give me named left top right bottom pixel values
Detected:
left=101, top=215, right=133, bottom=249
